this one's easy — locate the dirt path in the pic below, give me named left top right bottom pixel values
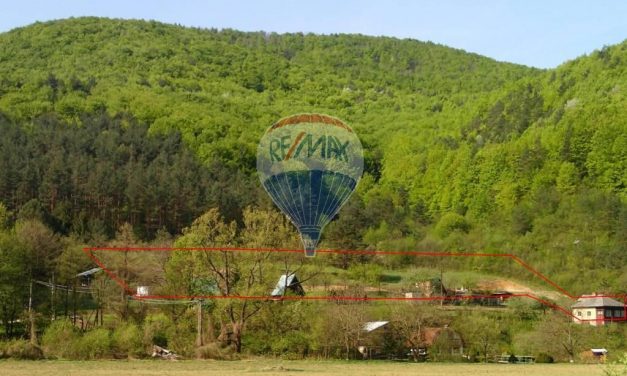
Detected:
left=476, top=279, right=567, bottom=301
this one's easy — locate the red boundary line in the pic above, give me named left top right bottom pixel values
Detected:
left=83, top=246, right=627, bottom=324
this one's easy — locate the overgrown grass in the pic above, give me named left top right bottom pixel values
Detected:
left=0, top=359, right=606, bottom=376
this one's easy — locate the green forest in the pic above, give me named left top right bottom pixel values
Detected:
left=0, top=17, right=625, bottom=362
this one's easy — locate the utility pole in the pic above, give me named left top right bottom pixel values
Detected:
left=440, top=269, right=444, bottom=307
left=99, top=278, right=104, bottom=326
left=28, top=279, right=33, bottom=315
left=51, top=272, right=56, bottom=321
left=94, top=282, right=99, bottom=328
left=64, top=283, right=68, bottom=318
left=196, top=300, right=203, bottom=347
left=28, top=279, right=36, bottom=344
left=72, top=278, right=77, bottom=327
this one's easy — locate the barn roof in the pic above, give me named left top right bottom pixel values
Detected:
left=572, top=296, right=624, bottom=308
left=363, top=321, right=389, bottom=332
left=271, top=273, right=304, bottom=296
left=410, top=326, right=464, bottom=348
left=76, top=267, right=102, bottom=277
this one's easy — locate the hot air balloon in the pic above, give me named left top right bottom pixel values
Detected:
left=257, top=114, right=364, bottom=257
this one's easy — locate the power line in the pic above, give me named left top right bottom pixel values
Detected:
left=33, top=280, right=92, bottom=294
left=128, top=296, right=197, bottom=305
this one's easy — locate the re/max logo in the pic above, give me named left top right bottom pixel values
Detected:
left=269, top=132, right=349, bottom=162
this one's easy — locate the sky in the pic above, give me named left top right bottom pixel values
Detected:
left=1, top=0, right=626, bottom=68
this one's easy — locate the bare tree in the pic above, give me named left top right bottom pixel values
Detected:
left=326, top=301, right=368, bottom=360
left=389, top=304, right=437, bottom=361
left=536, top=313, right=584, bottom=362
left=167, top=207, right=304, bottom=353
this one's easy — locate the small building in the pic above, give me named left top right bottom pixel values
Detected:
left=572, top=294, right=626, bottom=326
left=358, top=321, right=390, bottom=359
left=591, top=348, right=608, bottom=363
left=408, top=277, right=511, bottom=307
left=363, top=321, right=389, bottom=333
left=271, top=273, right=305, bottom=297
left=136, top=286, right=150, bottom=297
left=491, top=291, right=514, bottom=303
left=580, top=348, right=609, bottom=363
left=421, top=327, right=464, bottom=357
left=76, top=267, right=102, bottom=287
left=407, top=326, right=464, bottom=361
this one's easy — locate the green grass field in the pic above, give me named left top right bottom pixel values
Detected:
left=0, top=360, right=607, bottom=376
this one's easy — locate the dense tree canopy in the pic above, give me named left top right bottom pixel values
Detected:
left=0, top=17, right=625, bottom=292
left=0, top=18, right=625, bottom=357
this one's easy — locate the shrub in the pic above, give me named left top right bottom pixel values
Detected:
left=1, top=339, right=44, bottom=360
left=143, top=313, right=174, bottom=349
left=195, top=342, right=238, bottom=360
left=42, top=319, right=80, bottom=358
left=43, top=321, right=114, bottom=360
left=167, top=309, right=197, bottom=357
left=270, top=332, right=310, bottom=359
left=536, top=352, right=554, bottom=363
left=142, top=311, right=196, bottom=357
left=112, top=323, right=145, bottom=358
left=0, top=342, right=6, bottom=358
left=604, top=353, right=627, bottom=376
left=72, top=328, right=111, bottom=360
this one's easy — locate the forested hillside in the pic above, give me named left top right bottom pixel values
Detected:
left=0, top=17, right=625, bottom=309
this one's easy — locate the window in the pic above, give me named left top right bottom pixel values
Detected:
left=604, top=309, right=612, bottom=318
left=576, top=310, right=582, bottom=316
left=587, top=311, right=592, bottom=317
left=614, top=309, right=624, bottom=318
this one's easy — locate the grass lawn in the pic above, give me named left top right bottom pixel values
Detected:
left=0, top=359, right=608, bottom=376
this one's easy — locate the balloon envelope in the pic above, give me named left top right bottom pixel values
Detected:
left=257, top=114, right=364, bottom=256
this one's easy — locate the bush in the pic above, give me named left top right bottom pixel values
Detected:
left=112, top=323, right=145, bottom=358
left=0, top=341, right=7, bottom=359
left=0, top=339, right=44, bottom=360
left=142, top=310, right=197, bottom=357
left=604, top=353, right=627, bottom=376
left=195, top=342, right=238, bottom=360
left=72, top=328, right=111, bottom=360
left=143, top=313, right=174, bottom=349
left=536, top=352, right=554, bottom=363
left=168, top=309, right=198, bottom=357
left=42, top=319, right=80, bottom=358
left=43, top=320, right=113, bottom=360
left=270, top=332, right=310, bottom=359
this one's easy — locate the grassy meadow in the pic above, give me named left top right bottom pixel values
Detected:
left=0, top=360, right=607, bottom=376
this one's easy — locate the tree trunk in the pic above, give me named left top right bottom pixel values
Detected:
left=217, top=319, right=230, bottom=347
left=29, top=311, right=37, bottom=344
left=233, top=321, right=242, bottom=353
left=205, top=313, right=216, bottom=342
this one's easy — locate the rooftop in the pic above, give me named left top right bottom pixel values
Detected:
left=76, top=267, right=102, bottom=277
left=571, top=295, right=625, bottom=309
left=363, top=321, right=389, bottom=333
left=271, top=273, right=304, bottom=297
